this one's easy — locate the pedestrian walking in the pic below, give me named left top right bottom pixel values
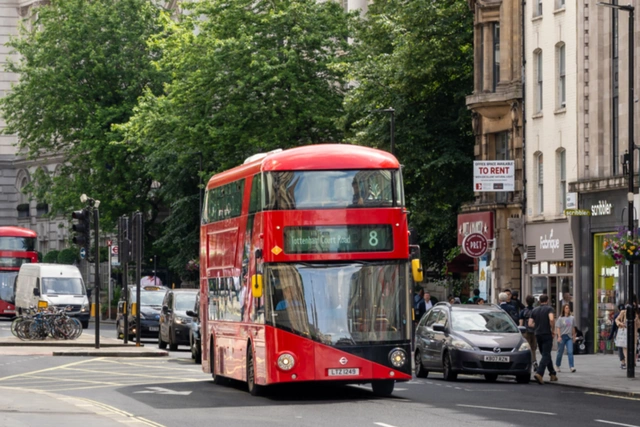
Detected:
left=529, top=294, right=557, bottom=384
left=415, top=292, right=433, bottom=321
left=555, top=303, right=576, bottom=373
left=615, top=302, right=640, bottom=369
left=609, top=304, right=626, bottom=366
left=499, top=292, right=519, bottom=324
left=519, top=295, right=538, bottom=371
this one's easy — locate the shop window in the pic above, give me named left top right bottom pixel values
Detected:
left=593, top=233, right=620, bottom=355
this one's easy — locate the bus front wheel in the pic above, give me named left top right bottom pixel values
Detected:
left=247, top=347, right=264, bottom=396
left=371, top=380, right=394, bottom=397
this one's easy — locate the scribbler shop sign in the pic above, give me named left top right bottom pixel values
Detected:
left=473, top=161, right=515, bottom=192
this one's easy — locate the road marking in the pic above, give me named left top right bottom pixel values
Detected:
left=595, top=420, right=640, bottom=427
left=0, top=357, right=93, bottom=381
left=134, top=386, right=192, bottom=395
left=374, top=423, right=398, bottom=427
left=587, top=392, right=640, bottom=401
left=456, top=404, right=556, bottom=416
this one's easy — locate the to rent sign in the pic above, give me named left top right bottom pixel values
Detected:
left=473, top=161, right=515, bottom=192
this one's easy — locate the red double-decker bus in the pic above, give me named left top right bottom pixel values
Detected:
left=199, top=144, right=422, bottom=396
left=0, top=226, right=38, bottom=317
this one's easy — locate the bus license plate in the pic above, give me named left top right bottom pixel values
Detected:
left=328, top=368, right=359, bottom=376
left=149, top=327, right=159, bottom=332
left=484, top=356, right=509, bottom=363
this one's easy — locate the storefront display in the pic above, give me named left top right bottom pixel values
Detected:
left=593, top=233, right=620, bottom=355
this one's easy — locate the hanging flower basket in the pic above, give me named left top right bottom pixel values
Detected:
left=603, top=229, right=640, bottom=265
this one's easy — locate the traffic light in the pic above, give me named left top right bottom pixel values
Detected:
left=72, top=208, right=91, bottom=252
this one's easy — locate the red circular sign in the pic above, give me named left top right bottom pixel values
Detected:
left=462, top=233, right=488, bottom=258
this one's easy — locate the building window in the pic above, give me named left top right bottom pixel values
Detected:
left=536, top=0, right=543, bottom=16
left=496, top=132, right=510, bottom=204
left=557, top=149, right=566, bottom=213
left=557, top=0, right=565, bottom=8
left=536, top=153, right=544, bottom=215
left=557, top=44, right=566, bottom=108
left=536, top=50, right=543, bottom=113
left=493, top=23, right=500, bottom=91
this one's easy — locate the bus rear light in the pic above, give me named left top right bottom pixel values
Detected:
left=389, top=348, right=407, bottom=368
left=277, top=353, right=295, bottom=371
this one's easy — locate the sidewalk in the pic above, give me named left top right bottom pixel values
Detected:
left=0, top=329, right=168, bottom=357
left=542, top=351, right=639, bottom=397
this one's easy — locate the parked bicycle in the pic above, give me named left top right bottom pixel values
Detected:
left=11, top=305, right=83, bottom=340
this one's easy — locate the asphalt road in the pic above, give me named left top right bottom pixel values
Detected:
left=1, top=318, right=639, bottom=427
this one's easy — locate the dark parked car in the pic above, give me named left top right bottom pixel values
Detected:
left=159, top=288, right=198, bottom=351
left=117, top=285, right=168, bottom=341
left=414, top=302, right=532, bottom=383
left=186, top=292, right=201, bottom=363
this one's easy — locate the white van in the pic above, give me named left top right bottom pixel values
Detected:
left=15, top=263, right=90, bottom=328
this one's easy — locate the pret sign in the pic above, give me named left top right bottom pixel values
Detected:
left=462, top=232, right=489, bottom=258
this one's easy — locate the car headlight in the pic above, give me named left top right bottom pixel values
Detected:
left=389, top=348, right=407, bottom=368
left=450, top=339, right=473, bottom=350
left=518, top=341, right=531, bottom=352
left=277, top=353, right=296, bottom=371
left=175, top=316, right=191, bottom=324
left=81, top=303, right=89, bottom=312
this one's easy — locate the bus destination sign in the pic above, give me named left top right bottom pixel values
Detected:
left=284, top=225, right=393, bottom=254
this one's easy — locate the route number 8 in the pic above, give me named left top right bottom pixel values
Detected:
left=369, top=231, right=379, bottom=247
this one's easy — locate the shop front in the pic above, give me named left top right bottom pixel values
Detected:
left=525, top=221, right=575, bottom=319
left=576, top=190, right=638, bottom=355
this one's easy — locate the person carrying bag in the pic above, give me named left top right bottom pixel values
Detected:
left=615, top=304, right=640, bottom=370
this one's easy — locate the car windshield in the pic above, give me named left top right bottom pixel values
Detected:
left=265, top=262, right=409, bottom=345
left=451, top=310, right=519, bottom=333
left=42, top=277, right=85, bottom=295
left=175, top=293, right=197, bottom=311
left=130, top=289, right=167, bottom=306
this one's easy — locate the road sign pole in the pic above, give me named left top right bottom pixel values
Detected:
left=108, top=241, right=111, bottom=320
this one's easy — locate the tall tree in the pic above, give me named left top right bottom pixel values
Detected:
left=0, top=0, right=167, bottom=227
left=342, top=0, right=474, bottom=272
left=118, top=0, right=356, bottom=273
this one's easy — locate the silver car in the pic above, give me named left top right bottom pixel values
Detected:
left=414, top=302, right=532, bottom=383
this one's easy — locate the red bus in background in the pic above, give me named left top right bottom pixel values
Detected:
left=199, top=144, right=423, bottom=396
left=0, top=226, right=38, bottom=317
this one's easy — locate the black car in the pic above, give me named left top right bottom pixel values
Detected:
left=186, top=292, right=201, bottom=363
left=158, top=288, right=198, bottom=351
left=414, top=302, right=532, bottom=383
left=116, top=285, right=168, bottom=341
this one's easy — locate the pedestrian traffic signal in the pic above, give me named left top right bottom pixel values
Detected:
left=72, top=208, right=91, bottom=251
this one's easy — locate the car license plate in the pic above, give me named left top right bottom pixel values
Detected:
left=484, top=355, right=509, bottom=362
left=328, top=368, right=359, bottom=376
left=4, top=310, right=15, bottom=313
left=149, top=327, right=159, bottom=332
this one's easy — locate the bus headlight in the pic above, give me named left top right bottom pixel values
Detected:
left=277, top=353, right=295, bottom=371
left=389, top=348, right=407, bottom=368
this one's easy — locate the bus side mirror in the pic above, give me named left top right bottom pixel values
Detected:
left=33, top=287, right=40, bottom=297
left=251, top=274, right=263, bottom=298
left=412, top=259, right=424, bottom=283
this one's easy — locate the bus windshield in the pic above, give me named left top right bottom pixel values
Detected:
left=264, top=170, right=402, bottom=210
left=0, top=271, right=18, bottom=303
left=265, top=262, right=408, bottom=345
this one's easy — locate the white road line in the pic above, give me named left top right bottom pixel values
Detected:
left=595, top=420, right=640, bottom=427
left=374, top=423, right=398, bottom=427
left=456, top=404, right=556, bottom=416
left=587, top=392, right=640, bottom=401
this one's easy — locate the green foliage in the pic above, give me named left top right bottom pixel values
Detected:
left=0, top=0, right=168, bottom=230
left=342, top=0, right=475, bottom=274
left=43, top=250, right=59, bottom=263
left=57, top=248, right=78, bottom=265
left=118, top=0, right=357, bottom=274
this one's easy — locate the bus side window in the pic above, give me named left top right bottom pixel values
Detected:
left=208, top=278, right=218, bottom=320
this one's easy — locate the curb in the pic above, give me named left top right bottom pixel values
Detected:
left=547, top=380, right=640, bottom=399
left=52, top=350, right=169, bottom=357
left=0, top=341, right=134, bottom=348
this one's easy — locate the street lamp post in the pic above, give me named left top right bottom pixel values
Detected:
left=598, top=2, right=635, bottom=378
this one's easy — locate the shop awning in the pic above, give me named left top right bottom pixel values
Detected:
left=446, top=253, right=476, bottom=274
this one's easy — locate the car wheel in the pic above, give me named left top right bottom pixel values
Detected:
left=190, top=337, right=196, bottom=360
left=442, top=352, right=458, bottom=381
left=516, top=374, right=530, bottom=384
left=414, top=351, right=429, bottom=378
left=194, top=341, right=202, bottom=364
left=484, top=374, right=498, bottom=382
left=247, top=346, right=264, bottom=396
left=371, top=380, right=395, bottom=397
left=158, top=331, right=167, bottom=349
left=168, top=329, right=178, bottom=351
